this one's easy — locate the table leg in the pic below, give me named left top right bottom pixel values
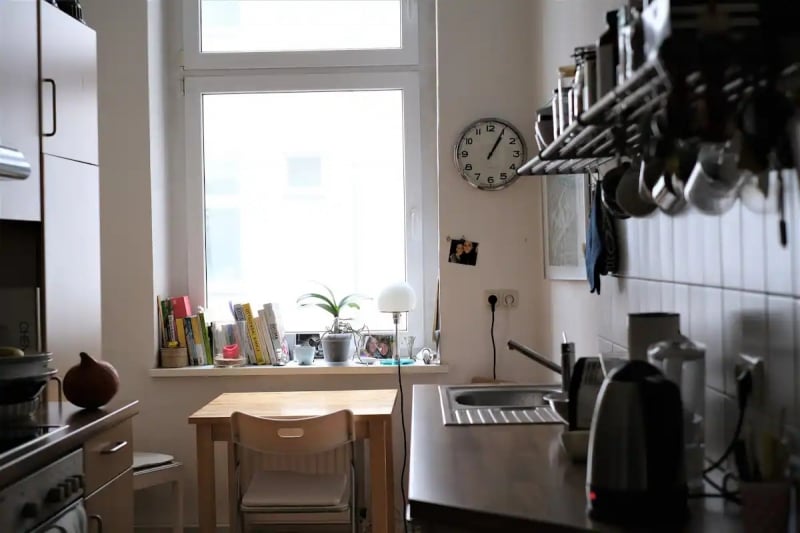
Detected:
left=196, top=424, right=216, bottom=533
left=228, top=442, right=239, bottom=533
left=369, top=417, right=395, bottom=533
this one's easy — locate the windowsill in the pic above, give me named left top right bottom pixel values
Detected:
left=149, top=361, right=448, bottom=377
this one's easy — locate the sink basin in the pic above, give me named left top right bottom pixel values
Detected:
left=440, top=384, right=566, bottom=426
left=453, top=389, right=547, bottom=408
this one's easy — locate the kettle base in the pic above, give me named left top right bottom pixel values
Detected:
left=587, top=485, right=689, bottom=525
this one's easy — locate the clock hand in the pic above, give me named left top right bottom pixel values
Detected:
left=487, top=127, right=506, bottom=160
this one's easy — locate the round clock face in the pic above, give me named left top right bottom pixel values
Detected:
left=454, top=118, right=527, bottom=191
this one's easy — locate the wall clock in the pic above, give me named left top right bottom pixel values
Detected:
left=454, top=118, right=527, bottom=191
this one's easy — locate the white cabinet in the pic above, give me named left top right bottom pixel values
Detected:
left=43, top=155, right=101, bottom=366
left=39, top=1, right=98, bottom=166
left=0, top=0, right=41, bottom=221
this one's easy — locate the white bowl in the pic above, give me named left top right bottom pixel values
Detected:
left=0, top=353, right=53, bottom=379
left=560, top=430, right=590, bottom=463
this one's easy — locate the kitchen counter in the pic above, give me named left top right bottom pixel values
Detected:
left=0, top=399, right=139, bottom=489
left=408, top=384, right=741, bottom=532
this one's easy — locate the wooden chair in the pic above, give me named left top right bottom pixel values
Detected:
left=230, top=409, right=357, bottom=533
left=132, top=452, right=183, bottom=533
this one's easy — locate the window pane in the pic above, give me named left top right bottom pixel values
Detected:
left=203, top=90, right=406, bottom=333
left=201, top=0, right=402, bottom=53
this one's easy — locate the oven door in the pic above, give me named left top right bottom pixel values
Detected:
left=30, top=499, right=87, bottom=533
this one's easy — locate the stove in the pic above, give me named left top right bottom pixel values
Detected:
left=0, top=424, right=67, bottom=462
left=0, top=447, right=84, bottom=532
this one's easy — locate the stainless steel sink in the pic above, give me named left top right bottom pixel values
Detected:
left=439, top=384, right=566, bottom=426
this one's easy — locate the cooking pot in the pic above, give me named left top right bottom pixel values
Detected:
left=0, top=353, right=53, bottom=380
left=0, top=369, right=56, bottom=405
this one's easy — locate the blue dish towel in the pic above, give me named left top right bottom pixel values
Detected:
left=585, top=183, right=606, bottom=294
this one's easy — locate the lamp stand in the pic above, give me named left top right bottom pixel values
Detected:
left=392, top=311, right=400, bottom=362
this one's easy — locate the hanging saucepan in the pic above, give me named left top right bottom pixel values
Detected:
left=600, top=162, right=631, bottom=219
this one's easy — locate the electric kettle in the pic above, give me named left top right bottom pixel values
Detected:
left=586, top=360, right=687, bottom=525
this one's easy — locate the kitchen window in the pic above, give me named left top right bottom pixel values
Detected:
left=182, top=0, right=429, bottom=340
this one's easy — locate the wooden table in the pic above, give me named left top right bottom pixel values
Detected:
left=189, top=390, right=398, bottom=533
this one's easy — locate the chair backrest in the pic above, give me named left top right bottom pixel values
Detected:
left=230, top=409, right=355, bottom=456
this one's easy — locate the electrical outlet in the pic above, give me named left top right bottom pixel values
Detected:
left=484, top=289, right=519, bottom=308
left=736, top=354, right=765, bottom=407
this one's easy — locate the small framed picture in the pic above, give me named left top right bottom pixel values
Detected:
left=293, top=333, right=322, bottom=358
left=447, top=238, right=479, bottom=266
left=360, top=334, right=394, bottom=359
left=542, top=174, right=588, bottom=280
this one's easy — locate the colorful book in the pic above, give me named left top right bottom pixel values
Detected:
left=257, top=310, right=276, bottom=365
left=242, top=303, right=266, bottom=365
left=183, top=317, right=197, bottom=365
left=198, top=311, right=213, bottom=364
left=263, top=303, right=288, bottom=363
left=188, top=315, right=206, bottom=365
left=232, top=304, right=255, bottom=364
left=175, top=319, right=187, bottom=348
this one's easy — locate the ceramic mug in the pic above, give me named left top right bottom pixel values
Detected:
left=294, top=345, right=315, bottom=365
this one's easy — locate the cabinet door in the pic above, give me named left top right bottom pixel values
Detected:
left=39, top=1, right=98, bottom=165
left=43, top=155, right=101, bottom=368
left=85, top=469, right=133, bottom=533
left=0, top=0, right=41, bottom=221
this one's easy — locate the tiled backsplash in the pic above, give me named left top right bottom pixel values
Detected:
left=597, top=170, right=800, bottom=460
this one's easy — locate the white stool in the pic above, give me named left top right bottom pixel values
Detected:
left=133, top=452, right=184, bottom=533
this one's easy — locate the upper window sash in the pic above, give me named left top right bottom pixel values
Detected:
left=182, top=0, right=420, bottom=70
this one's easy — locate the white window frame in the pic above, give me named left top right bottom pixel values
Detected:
left=184, top=71, right=426, bottom=340
left=182, top=0, right=420, bottom=70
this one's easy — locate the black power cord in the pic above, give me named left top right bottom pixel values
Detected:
left=396, top=341, right=409, bottom=533
left=704, top=368, right=753, bottom=475
left=489, top=295, right=498, bottom=380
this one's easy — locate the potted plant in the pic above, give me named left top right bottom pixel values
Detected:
left=297, top=285, right=367, bottom=364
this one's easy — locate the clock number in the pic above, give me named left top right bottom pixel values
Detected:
left=475, top=172, right=481, bottom=179
left=513, top=150, right=521, bottom=157
left=500, top=173, right=508, bottom=179
left=486, top=124, right=496, bottom=132
left=509, top=138, right=517, bottom=145
left=509, top=163, right=517, bottom=170
left=465, top=163, right=472, bottom=171
left=465, top=138, right=473, bottom=145
left=474, top=128, right=481, bottom=135
left=487, top=177, right=495, bottom=184
left=461, top=150, right=469, bottom=158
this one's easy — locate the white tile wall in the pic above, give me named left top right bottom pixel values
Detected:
left=720, top=203, right=743, bottom=289
left=659, top=215, right=675, bottom=282
left=767, top=296, right=796, bottom=419
left=741, top=206, right=767, bottom=292
left=702, top=216, right=722, bottom=287
left=603, top=173, right=800, bottom=447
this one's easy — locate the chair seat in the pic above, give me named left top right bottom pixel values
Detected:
left=133, top=451, right=175, bottom=471
left=241, top=470, right=349, bottom=512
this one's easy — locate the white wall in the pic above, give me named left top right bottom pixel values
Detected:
left=528, top=0, right=626, bottom=360
left=81, top=0, right=622, bottom=528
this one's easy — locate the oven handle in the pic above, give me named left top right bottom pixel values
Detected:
left=100, top=440, right=128, bottom=454
left=89, top=514, right=103, bottom=533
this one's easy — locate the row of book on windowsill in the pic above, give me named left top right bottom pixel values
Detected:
left=156, top=295, right=290, bottom=367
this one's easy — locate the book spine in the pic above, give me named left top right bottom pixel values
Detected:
left=167, top=314, right=177, bottom=344
left=198, top=311, right=213, bottom=364
left=176, top=319, right=187, bottom=348
left=263, top=303, right=286, bottom=362
left=232, top=304, right=255, bottom=364
left=156, top=296, right=165, bottom=347
left=189, top=316, right=206, bottom=365
left=183, top=317, right=197, bottom=365
left=256, top=311, right=276, bottom=365
left=242, top=303, right=266, bottom=365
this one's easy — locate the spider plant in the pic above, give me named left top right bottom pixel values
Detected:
left=296, top=284, right=368, bottom=333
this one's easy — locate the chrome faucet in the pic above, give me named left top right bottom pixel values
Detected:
left=507, top=336, right=574, bottom=394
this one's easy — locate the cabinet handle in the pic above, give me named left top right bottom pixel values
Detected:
left=43, top=78, right=57, bottom=137
left=100, top=440, right=128, bottom=454
left=89, top=514, right=103, bottom=533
